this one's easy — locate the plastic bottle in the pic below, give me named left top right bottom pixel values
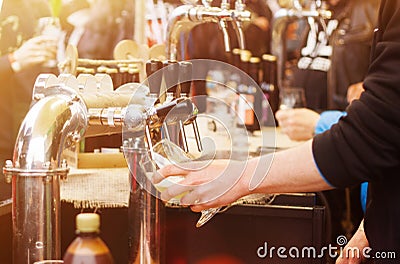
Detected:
left=63, top=213, right=115, bottom=264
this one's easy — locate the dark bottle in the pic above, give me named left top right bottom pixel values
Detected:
left=245, top=57, right=262, bottom=132
left=63, top=213, right=115, bottom=264
left=261, top=54, right=280, bottom=126
left=239, top=49, right=251, bottom=74
left=237, top=53, right=262, bottom=132
left=231, top=48, right=242, bottom=69
left=128, top=65, right=140, bottom=83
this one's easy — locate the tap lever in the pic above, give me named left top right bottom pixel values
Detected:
left=163, top=60, right=180, bottom=98
left=179, top=61, right=193, bottom=97
left=155, top=98, right=195, bottom=125
left=192, top=119, right=203, bottom=152
left=146, top=59, right=164, bottom=98
left=179, top=120, right=189, bottom=153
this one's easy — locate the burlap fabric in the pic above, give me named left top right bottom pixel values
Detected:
left=61, top=167, right=130, bottom=209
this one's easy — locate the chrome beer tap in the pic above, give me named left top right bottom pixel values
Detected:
left=3, top=70, right=202, bottom=263
left=166, top=0, right=251, bottom=61
left=231, top=0, right=247, bottom=50
left=271, top=0, right=331, bottom=88
left=3, top=83, right=87, bottom=263
left=178, top=61, right=203, bottom=152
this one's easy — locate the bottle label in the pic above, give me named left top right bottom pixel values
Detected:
left=238, top=94, right=255, bottom=126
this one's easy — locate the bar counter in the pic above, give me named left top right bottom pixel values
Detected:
left=0, top=127, right=327, bottom=264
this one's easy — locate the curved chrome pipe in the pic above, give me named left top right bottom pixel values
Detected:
left=231, top=18, right=245, bottom=50
left=4, top=86, right=87, bottom=263
left=219, top=20, right=231, bottom=52
left=166, top=5, right=234, bottom=60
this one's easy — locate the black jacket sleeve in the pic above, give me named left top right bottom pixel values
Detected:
left=312, top=0, right=400, bottom=188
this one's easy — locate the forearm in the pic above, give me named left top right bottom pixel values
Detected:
left=244, top=140, right=334, bottom=195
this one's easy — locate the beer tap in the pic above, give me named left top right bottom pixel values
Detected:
left=231, top=0, right=247, bottom=50
left=271, top=0, right=331, bottom=88
left=163, top=60, right=184, bottom=149
left=145, top=59, right=164, bottom=105
left=3, top=67, right=203, bottom=263
left=179, top=61, right=203, bottom=152
left=166, top=0, right=251, bottom=61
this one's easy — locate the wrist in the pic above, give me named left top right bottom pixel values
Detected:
left=8, top=53, right=22, bottom=73
left=358, top=220, right=365, bottom=232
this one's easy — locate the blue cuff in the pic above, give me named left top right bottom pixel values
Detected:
left=360, top=182, right=368, bottom=213
left=315, top=111, right=347, bottom=135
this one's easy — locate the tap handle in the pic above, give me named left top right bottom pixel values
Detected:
left=146, top=59, right=164, bottom=97
left=221, top=0, right=230, bottom=10
left=156, top=98, right=194, bottom=123
left=202, top=0, right=213, bottom=8
left=179, top=61, right=193, bottom=96
left=163, top=60, right=180, bottom=98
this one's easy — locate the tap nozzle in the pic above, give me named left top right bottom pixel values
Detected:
left=219, top=19, right=231, bottom=53
left=221, top=0, right=230, bottom=10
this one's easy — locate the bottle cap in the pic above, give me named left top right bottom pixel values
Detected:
left=232, top=48, right=242, bottom=55
left=119, top=66, right=129, bottom=73
left=97, top=66, right=109, bottom=73
left=106, top=68, right=118, bottom=74
left=128, top=67, right=140, bottom=74
left=76, top=213, right=100, bottom=233
left=250, top=57, right=261, bottom=64
left=262, top=54, right=277, bottom=62
left=83, top=68, right=95, bottom=74
left=240, top=50, right=252, bottom=62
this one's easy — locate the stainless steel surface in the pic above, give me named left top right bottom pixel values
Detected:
left=4, top=71, right=201, bottom=263
left=123, top=141, right=163, bottom=264
left=3, top=85, right=87, bottom=263
left=0, top=198, right=11, bottom=217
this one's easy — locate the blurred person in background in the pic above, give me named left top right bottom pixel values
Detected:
left=275, top=0, right=379, bottom=245
left=67, top=0, right=134, bottom=60
left=276, top=82, right=365, bottom=142
left=0, top=0, right=60, bottom=200
left=287, top=0, right=379, bottom=112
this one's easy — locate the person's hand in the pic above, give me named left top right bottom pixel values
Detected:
left=347, top=82, right=365, bottom=104
left=11, top=35, right=58, bottom=72
left=335, top=221, right=369, bottom=264
left=275, top=108, right=320, bottom=141
left=155, top=159, right=252, bottom=211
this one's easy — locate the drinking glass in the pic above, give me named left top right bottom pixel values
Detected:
left=279, top=87, right=306, bottom=110
left=139, top=139, right=221, bottom=228
left=35, top=16, right=62, bottom=68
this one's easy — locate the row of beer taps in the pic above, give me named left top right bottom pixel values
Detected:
left=166, top=0, right=251, bottom=60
